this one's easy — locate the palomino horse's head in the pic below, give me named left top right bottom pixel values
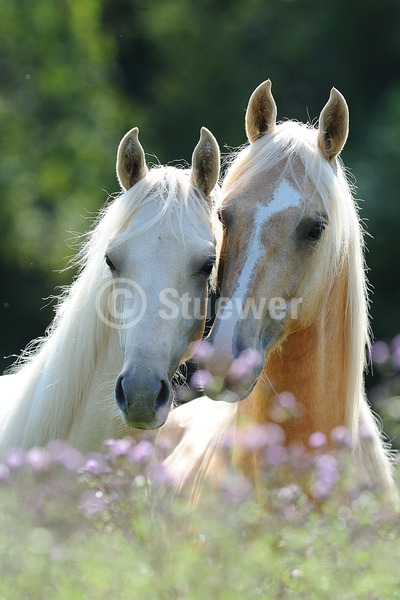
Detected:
left=209, top=80, right=352, bottom=398
left=104, top=127, right=220, bottom=428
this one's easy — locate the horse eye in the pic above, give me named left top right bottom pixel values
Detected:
left=104, top=253, right=116, bottom=271
left=199, top=257, right=216, bottom=278
left=307, top=220, right=326, bottom=241
left=217, top=209, right=225, bottom=226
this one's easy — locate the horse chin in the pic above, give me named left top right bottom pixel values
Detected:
left=120, top=409, right=169, bottom=430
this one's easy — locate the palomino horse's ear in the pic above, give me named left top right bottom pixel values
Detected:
left=318, top=88, right=349, bottom=161
left=190, top=127, right=220, bottom=198
left=245, top=79, right=277, bottom=143
left=116, top=127, right=148, bottom=191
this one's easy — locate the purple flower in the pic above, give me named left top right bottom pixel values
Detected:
left=278, top=485, right=301, bottom=502
left=190, top=369, right=214, bottom=390
left=316, top=454, right=339, bottom=484
left=228, top=349, right=263, bottom=381
left=331, top=426, right=352, bottom=448
left=392, top=347, right=400, bottom=370
left=25, top=447, right=52, bottom=471
left=79, top=490, right=107, bottom=516
left=128, top=440, right=154, bottom=463
left=240, top=424, right=269, bottom=450
left=84, top=456, right=107, bottom=475
left=47, top=441, right=84, bottom=470
left=5, top=448, right=25, bottom=469
left=311, top=480, right=333, bottom=498
left=371, top=341, right=390, bottom=365
left=390, top=334, right=400, bottom=352
left=264, top=423, right=286, bottom=446
left=148, top=461, right=172, bottom=485
left=312, top=453, right=339, bottom=497
left=104, top=438, right=133, bottom=457
left=265, top=443, right=288, bottom=466
left=277, top=391, right=297, bottom=411
left=191, top=340, right=214, bottom=363
left=309, top=432, right=327, bottom=449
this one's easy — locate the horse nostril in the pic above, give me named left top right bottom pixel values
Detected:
left=154, top=379, right=171, bottom=412
left=115, top=374, right=127, bottom=411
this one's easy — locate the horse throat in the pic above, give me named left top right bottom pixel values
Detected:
left=236, top=269, right=349, bottom=450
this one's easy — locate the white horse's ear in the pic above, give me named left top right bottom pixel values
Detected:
left=116, top=127, right=148, bottom=190
left=190, top=127, right=220, bottom=198
left=245, top=79, right=277, bottom=143
left=318, top=88, right=349, bottom=161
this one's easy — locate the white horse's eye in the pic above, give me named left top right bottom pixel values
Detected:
left=199, top=257, right=216, bottom=278
left=104, top=253, right=116, bottom=271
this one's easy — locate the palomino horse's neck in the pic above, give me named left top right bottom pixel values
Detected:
left=236, top=265, right=349, bottom=449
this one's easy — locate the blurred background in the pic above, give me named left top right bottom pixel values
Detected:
left=1, top=0, right=399, bottom=441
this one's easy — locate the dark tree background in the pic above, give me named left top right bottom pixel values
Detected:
left=1, top=0, right=400, bottom=436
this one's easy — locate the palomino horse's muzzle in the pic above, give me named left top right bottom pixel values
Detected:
left=115, top=370, right=172, bottom=429
left=205, top=317, right=281, bottom=401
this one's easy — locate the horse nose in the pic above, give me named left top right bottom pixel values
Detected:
left=115, top=373, right=128, bottom=411
left=115, top=372, right=172, bottom=428
left=153, top=379, right=170, bottom=412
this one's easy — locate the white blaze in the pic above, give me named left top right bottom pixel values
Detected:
left=213, top=179, right=302, bottom=356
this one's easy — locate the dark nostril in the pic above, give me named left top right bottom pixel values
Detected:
left=115, top=374, right=127, bottom=411
left=154, top=379, right=171, bottom=412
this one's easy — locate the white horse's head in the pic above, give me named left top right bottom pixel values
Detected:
left=102, top=127, right=220, bottom=428
left=209, top=80, right=355, bottom=397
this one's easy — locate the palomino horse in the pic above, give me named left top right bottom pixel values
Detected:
left=0, top=127, right=220, bottom=454
left=164, top=81, right=397, bottom=504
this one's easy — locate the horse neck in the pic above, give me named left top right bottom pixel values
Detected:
left=237, top=266, right=357, bottom=446
left=3, top=270, right=123, bottom=450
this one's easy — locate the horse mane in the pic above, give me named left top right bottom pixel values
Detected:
left=223, top=120, right=371, bottom=438
left=3, top=165, right=220, bottom=448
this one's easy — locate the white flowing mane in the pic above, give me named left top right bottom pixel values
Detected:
left=1, top=165, right=219, bottom=449
left=223, top=121, right=370, bottom=436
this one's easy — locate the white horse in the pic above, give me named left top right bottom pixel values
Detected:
left=0, top=126, right=220, bottom=454
left=163, top=81, right=397, bottom=506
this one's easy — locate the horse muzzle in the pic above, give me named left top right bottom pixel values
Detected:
left=115, top=370, right=172, bottom=429
left=206, top=319, right=282, bottom=401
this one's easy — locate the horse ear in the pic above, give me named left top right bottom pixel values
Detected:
left=116, top=127, right=148, bottom=190
left=318, top=88, right=349, bottom=161
left=245, top=79, right=277, bottom=143
left=190, top=127, right=220, bottom=198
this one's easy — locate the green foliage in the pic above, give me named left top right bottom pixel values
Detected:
left=0, top=0, right=131, bottom=271
left=1, top=0, right=400, bottom=384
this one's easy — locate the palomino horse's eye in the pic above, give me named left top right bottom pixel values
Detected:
left=307, top=220, right=326, bottom=241
left=217, top=208, right=225, bottom=226
left=104, top=254, right=116, bottom=271
left=199, top=257, right=216, bottom=278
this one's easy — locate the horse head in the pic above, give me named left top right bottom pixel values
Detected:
left=105, top=127, right=220, bottom=428
left=208, top=80, right=350, bottom=399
